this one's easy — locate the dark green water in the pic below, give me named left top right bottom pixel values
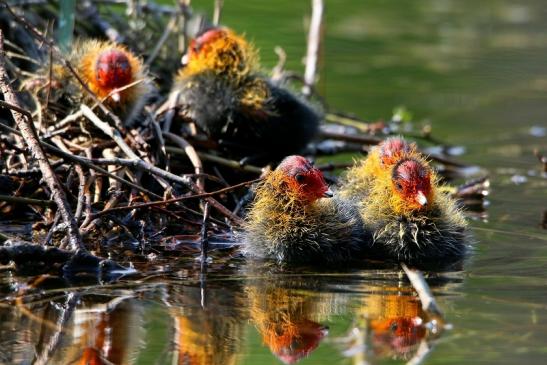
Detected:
left=1, top=1, right=546, bottom=364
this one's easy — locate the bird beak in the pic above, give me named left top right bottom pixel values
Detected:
left=323, top=188, right=334, bottom=198
left=416, top=191, right=428, bottom=206
left=111, top=92, right=121, bottom=103
left=181, top=54, right=189, bottom=66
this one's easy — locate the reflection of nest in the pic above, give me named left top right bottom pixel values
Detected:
left=168, top=284, right=246, bottom=365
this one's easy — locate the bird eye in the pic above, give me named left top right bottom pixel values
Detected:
left=295, top=174, right=306, bottom=183
left=395, top=182, right=403, bottom=191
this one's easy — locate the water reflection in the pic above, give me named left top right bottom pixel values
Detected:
left=166, top=279, right=247, bottom=365
left=245, top=273, right=338, bottom=364
left=0, top=265, right=464, bottom=365
left=347, top=284, right=445, bottom=364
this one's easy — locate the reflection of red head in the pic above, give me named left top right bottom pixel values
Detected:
left=276, top=156, right=332, bottom=203
left=392, top=158, right=432, bottom=210
left=379, top=137, right=413, bottom=166
left=78, top=347, right=102, bottom=365
left=265, top=319, right=328, bottom=364
left=371, top=316, right=426, bottom=358
left=95, top=49, right=132, bottom=90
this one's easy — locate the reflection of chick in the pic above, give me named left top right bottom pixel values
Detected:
left=168, top=283, right=246, bottom=365
left=246, top=280, right=332, bottom=364
left=30, top=40, right=151, bottom=113
left=173, top=27, right=319, bottom=162
left=244, top=155, right=368, bottom=265
left=53, top=298, right=145, bottom=365
left=357, top=287, right=429, bottom=361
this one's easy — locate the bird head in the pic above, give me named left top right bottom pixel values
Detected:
left=390, top=158, right=433, bottom=213
left=272, top=155, right=333, bottom=204
left=180, top=27, right=257, bottom=79
left=79, top=42, right=145, bottom=106
left=94, top=48, right=133, bottom=102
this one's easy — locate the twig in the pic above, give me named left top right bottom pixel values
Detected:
left=302, top=0, right=324, bottom=97
left=320, top=130, right=382, bottom=145
left=166, top=148, right=263, bottom=174
left=0, top=194, right=54, bottom=207
left=213, top=0, right=223, bottom=26
left=401, top=263, right=443, bottom=317
left=271, top=46, right=287, bottom=82
left=81, top=104, right=139, bottom=159
left=200, top=201, right=210, bottom=272
left=89, top=177, right=261, bottom=219
left=164, top=132, right=204, bottom=190
left=0, top=30, right=83, bottom=251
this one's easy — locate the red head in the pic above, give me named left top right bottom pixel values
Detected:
left=95, top=49, right=132, bottom=99
left=379, top=137, right=413, bottom=166
left=391, top=158, right=432, bottom=210
left=183, top=28, right=227, bottom=65
left=276, top=156, right=333, bottom=203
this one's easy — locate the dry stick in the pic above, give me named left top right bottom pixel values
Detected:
left=401, top=263, right=443, bottom=317
left=0, top=31, right=83, bottom=251
left=302, top=0, right=324, bottom=97
left=81, top=104, right=139, bottom=159
left=51, top=137, right=87, bottom=224
left=212, top=0, right=223, bottom=25
left=325, top=112, right=372, bottom=133
left=200, top=201, right=210, bottom=272
left=166, top=147, right=264, bottom=175
left=320, top=130, right=382, bottom=145
left=89, top=177, right=261, bottom=219
left=164, top=132, right=204, bottom=191
left=0, top=194, right=54, bottom=207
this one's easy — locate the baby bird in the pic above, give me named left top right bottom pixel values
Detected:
left=357, top=155, right=468, bottom=264
left=243, top=155, right=368, bottom=265
left=173, top=27, right=320, bottom=163
left=29, top=40, right=152, bottom=117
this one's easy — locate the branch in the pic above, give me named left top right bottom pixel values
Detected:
left=0, top=30, right=84, bottom=251
left=302, top=0, right=324, bottom=97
